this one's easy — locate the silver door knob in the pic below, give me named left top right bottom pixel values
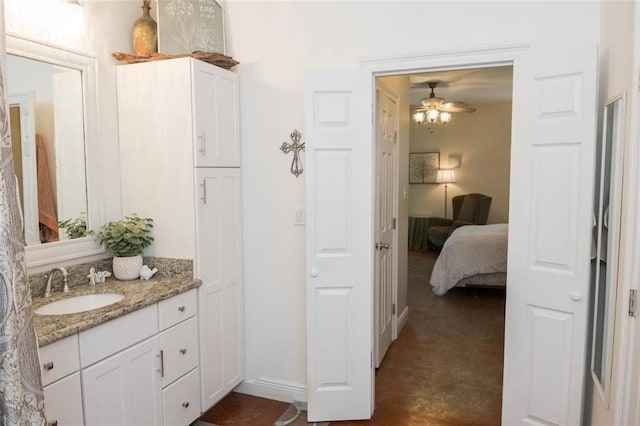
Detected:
left=570, top=291, right=582, bottom=302
left=376, top=242, right=390, bottom=250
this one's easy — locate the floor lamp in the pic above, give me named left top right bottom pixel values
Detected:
left=436, top=169, right=456, bottom=218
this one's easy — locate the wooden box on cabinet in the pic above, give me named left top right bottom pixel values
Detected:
left=117, top=58, right=244, bottom=413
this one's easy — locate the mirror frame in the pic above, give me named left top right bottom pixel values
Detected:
left=6, top=33, right=105, bottom=271
left=590, top=90, right=626, bottom=406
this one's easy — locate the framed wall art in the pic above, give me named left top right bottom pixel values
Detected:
left=156, top=0, right=226, bottom=55
left=409, top=152, right=440, bottom=184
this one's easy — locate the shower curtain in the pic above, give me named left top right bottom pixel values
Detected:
left=0, top=2, right=47, bottom=424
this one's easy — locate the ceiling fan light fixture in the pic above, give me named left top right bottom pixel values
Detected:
left=412, top=81, right=473, bottom=132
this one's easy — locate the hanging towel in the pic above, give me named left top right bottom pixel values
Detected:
left=36, top=134, right=59, bottom=242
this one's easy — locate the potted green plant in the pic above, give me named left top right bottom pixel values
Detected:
left=94, top=214, right=154, bottom=280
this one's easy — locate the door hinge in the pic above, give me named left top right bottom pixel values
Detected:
left=392, top=303, right=396, bottom=315
left=392, top=217, right=396, bottom=230
left=630, top=289, right=638, bottom=317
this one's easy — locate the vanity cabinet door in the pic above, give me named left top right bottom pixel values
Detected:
left=192, top=60, right=240, bottom=168
left=82, top=336, right=162, bottom=426
left=44, top=372, right=84, bottom=426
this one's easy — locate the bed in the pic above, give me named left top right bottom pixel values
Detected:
left=430, top=223, right=508, bottom=296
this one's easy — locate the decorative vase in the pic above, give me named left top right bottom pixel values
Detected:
left=112, top=254, right=143, bottom=280
left=132, top=0, right=158, bottom=56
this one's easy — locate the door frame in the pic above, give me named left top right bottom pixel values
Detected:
left=359, top=42, right=531, bottom=412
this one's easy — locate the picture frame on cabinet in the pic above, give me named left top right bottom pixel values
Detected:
left=409, top=152, right=440, bottom=184
left=156, top=0, right=226, bottom=55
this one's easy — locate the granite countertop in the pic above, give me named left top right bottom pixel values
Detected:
left=33, top=275, right=202, bottom=347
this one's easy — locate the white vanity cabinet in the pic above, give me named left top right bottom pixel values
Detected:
left=117, top=57, right=244, bottom=413
left=39, top=334, right=84, bottom=426
left=38, top=289, right=200, bottom=426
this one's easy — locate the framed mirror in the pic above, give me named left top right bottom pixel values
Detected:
left=590, top=92, right=625, bottom=405
left=6, top=34, right=105, bottom=270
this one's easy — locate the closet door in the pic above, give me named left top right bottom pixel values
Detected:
left=192, top=60, right=240, bottom=167
left=196, top=167, right=244, bottom=410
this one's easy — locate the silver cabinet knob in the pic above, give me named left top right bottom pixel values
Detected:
left=43, top=362, right=54, bottom=371
left=179, top=348, right=187, bottom=355
left=376, top=242, right=390, bottom=250
left=310, top=269, right=319, bottom=278
left=178, top=306, right=186, bottom=312
left=571, top=291, right=582, bottom=302
left=182, top=401, right=190, bottom=408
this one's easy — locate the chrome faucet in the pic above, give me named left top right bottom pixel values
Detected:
left=44, top=267, right=69, bottom=297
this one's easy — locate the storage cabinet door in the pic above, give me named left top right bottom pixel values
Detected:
left=196, top=167, right=244, bottom=410
left=44, top=372, right=84, bottom=426
left=82, top=336, right=162, bottom=426
left=192, top=60, right=240, bottom=167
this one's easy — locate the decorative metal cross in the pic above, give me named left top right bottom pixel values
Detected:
left=280, top=129, right=305, bottom=178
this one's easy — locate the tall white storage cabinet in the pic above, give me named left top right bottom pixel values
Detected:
left=117, top=57, right=244, bottom=412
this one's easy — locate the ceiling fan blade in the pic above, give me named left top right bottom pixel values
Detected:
left=440, top=102, right=477, bottom=113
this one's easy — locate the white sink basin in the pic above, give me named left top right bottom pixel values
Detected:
left=35, top=293, right=125, bottom=316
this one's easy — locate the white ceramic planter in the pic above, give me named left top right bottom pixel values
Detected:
left=112, top=255, right=143, bottom=280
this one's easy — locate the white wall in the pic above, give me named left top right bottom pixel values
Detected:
left=590, top=1, right=637, bottom=424
left=409, top=101, right=512, bottom=224
left=225, top=1, right=601, bottom=401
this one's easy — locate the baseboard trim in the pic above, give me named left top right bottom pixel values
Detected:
left=235, top=377, right=307, bottom=403
left=397, top=306, right=409, bottom=335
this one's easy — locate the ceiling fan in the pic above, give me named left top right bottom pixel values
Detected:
left=412, top=81, right=476, bottom=131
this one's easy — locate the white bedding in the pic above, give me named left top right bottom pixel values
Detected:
left=430, top=223, right=508, bottom=295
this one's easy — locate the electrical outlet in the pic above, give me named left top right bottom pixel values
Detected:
left=295, top=207, right=305, bottom=226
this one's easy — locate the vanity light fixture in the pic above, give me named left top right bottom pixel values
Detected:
left=59, top=0, right=85, bottom=39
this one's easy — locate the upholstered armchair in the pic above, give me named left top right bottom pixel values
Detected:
left=427, top=193, right=492, bottom=249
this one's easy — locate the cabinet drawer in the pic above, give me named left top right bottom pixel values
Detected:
left=79, top=304, right=158, bottom=367
left=44, top=372, right=84, bottom=426
left=160, top=316, right=199, bottom=387
left=162, top=368, right=200, bottom=426
left=39, top=334, right=80, bottom=386
left=159, top=289, right=197, bottom=331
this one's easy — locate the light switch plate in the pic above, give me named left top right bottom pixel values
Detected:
left=295, top=207, right=305, bottom=226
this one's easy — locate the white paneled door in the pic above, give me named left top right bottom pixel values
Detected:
left=375, top=84, right=397, bottom=368
left=503, top=47, right=598, bottom=425
left=305, top=72, right=373, bottom=422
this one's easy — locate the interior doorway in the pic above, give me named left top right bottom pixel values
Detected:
left=373, top=66, right=513, bottom=423
left=305, top=44, right=598, bottom=424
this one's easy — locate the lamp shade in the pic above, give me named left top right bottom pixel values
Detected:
left=436, top=169, right=456, bottom=184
